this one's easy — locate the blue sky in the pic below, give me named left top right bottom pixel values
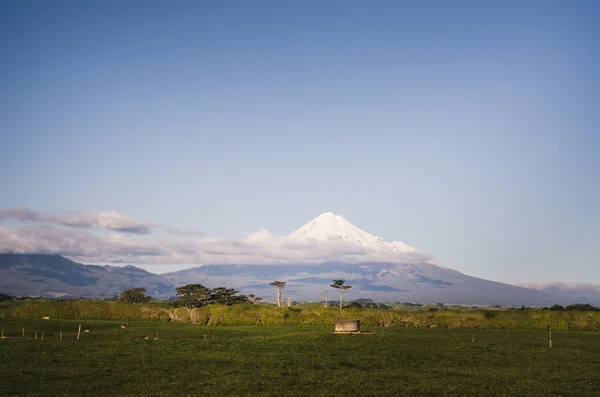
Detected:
left=1, top=1, right=599, bottom=282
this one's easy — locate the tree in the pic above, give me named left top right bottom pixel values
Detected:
left=285, top=294, right=292, bottom=307
left=119, top=287, right=151, bottom=304
left=270, top=281, right=286, bottom=307
left=321, top=290, right=328, bottom=308
left=247, top=294, right=263, bottom=305
left=211, top=287, right=248, bottom=305
left=565, top=303, right=600, bottom=312
left=330, top=279, right=351, bottom=310
left=176, top=284, right=212, bottom=308
left=175, top=284, right=253, bottom=307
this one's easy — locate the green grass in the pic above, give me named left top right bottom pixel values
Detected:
left=0, top=300, right=22, bottom=316
left=1, top=317, right=599, bottom=396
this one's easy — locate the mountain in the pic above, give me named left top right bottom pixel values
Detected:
left=163, top=212, right=569, bottom=306
left=287, top=212, right=417, bottom=254
left=2, top=213, right=594, bottom=306
left=163, top=262, right=566, bottom=306
left=0, top=254, right=175, bottom=298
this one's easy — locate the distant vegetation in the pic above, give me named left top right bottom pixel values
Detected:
left=0, top=293, right=14, bottom=302
left=4, top=282, right=600, bottom=331
left=547, top=303, right=600, bottom=312
left=8, top=299, right=600, bottom=330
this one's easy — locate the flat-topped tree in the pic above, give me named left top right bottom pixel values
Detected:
left=270, top=281, right=286, bottom=307
left=211, top=287, right=241, bottom=305
left=248, top=294, right=262, bottom=305
left=331, top=279, right=352, bottom=310
left=176, top=284, right=212, bottom=308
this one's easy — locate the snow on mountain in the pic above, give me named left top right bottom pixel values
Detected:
left=287, top=212, right=417, bottom=254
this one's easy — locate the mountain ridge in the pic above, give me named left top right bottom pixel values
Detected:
left=0, top=253, right=174, bottom=298
left=2, top=253, right=599, bottom=306
left=161, top=261, right=570, bottom=306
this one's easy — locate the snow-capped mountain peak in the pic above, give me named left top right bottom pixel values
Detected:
left=287, top=212, right=417, bottom=254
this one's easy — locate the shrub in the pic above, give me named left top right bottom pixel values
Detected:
left=549, top=304, right=565, bottom=311
left=119, top=287, right=152, bottom=304
left=565, top=304, right=600, bottom=312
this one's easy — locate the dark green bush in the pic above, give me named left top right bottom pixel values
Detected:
left=0, top=293, right=14, bottom=302
left=565, top=304, right=599, bottom=312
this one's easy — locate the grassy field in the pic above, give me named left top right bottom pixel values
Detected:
left=1, top=317, right=599, bottom=396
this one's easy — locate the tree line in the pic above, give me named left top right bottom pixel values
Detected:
left=116, top=285, right=262, bottom=307
left=115, top=279, right=354, bottom=309
left=546, top=303, right=600, bottom=312
left=270, top=279, right=352, bottom=309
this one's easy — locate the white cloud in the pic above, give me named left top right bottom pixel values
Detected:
left=0, top=207, right=152, bottom=234
left=247, top=228, right=274, bottom=241
left=81, top=211, right=151, bottom=234
left=0, top=222, right=433, bottom=266
left=510, top=281, right=600, bottom=293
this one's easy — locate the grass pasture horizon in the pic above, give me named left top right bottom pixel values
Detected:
left=1, top=317, right=600, bottom=396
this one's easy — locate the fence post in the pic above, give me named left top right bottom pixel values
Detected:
left=77, top=324, right=81, bottom=340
